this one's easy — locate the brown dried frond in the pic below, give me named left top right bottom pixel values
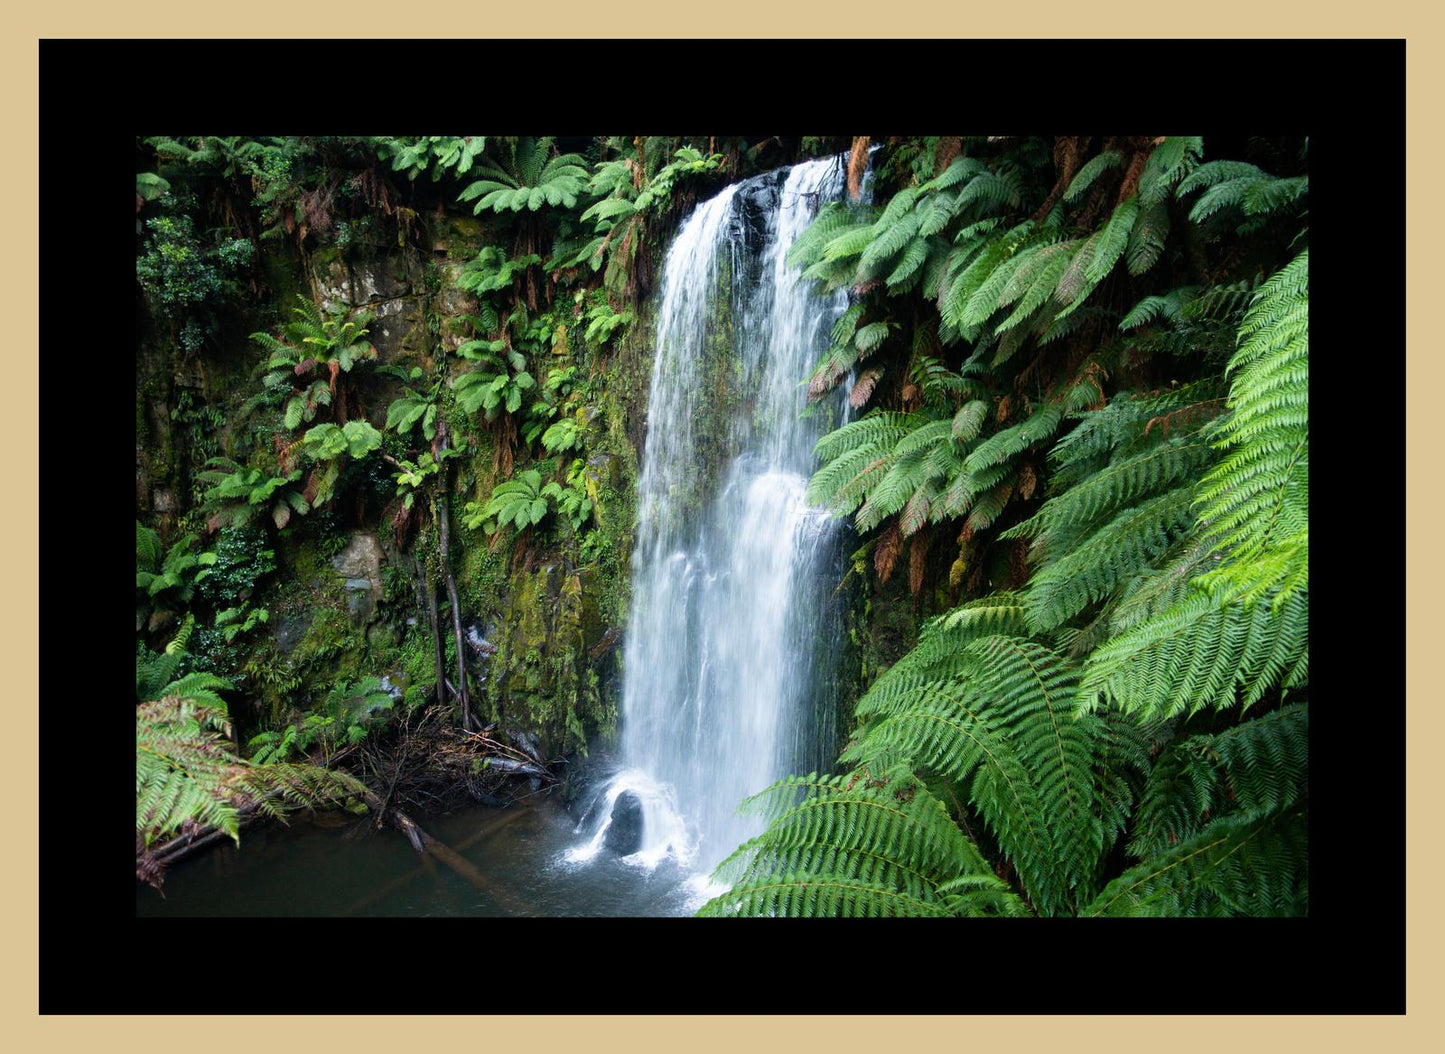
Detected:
left=1018, top=461, right=1037, bottom=501
left=1144, top=399, right=1226, bottom=437
left=390, top=500, right=412, bottom=548
left=350, top=168, right=393, bottom=216
left=492, top=415, right=517, bottom=476
left=807, top=366, right=834, bottom=403
left=1070, top=359, right=1109, bottom=411
left=136, top=839, right=167, bottom=892
left=997, top=394, right=1012, bottom=423
left=1009, top=539, right=1030, bottom=589
left=875, top=520, right=902, bottom=585
left=934, top=136, right=962, bottom=177
left=1117, top=146, right=1151, bottom=204
left=1032, top=135, right=1087, bottom=223
left=850, top=368, right=883, bottom=409
left=908, top=528, right=931, bottom=598
left=847, top=136, right=871, bottom=202
left=273, top=434, right=304, bottom=474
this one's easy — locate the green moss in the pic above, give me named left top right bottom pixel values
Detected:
left=399, top=624, right=437, bottom=698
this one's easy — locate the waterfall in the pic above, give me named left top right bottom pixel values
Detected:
left=569, top=155, right=851, bottom=882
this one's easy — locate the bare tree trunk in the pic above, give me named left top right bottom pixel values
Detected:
left=433, top=417, right=473, bottom=730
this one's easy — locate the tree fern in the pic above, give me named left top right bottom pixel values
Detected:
left=1128, top=702, right=1307, bottom=859
left=1194, top=249, right=1309, bottom=601
left=700, top=770, right=1024, bottom=917
left=843, top=635, right=1114, bottom=915
left=1078, top=587, right=1308, bottom=719
left=458, top=137, right=589, bottom=215
left=1024, top=484, right=1199, bottom=633
left=1083, top=807, right=1307, bottom=916
left=138, top=690, right=368, bottom=887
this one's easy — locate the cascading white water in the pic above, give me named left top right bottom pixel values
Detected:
left=569, top=156, right=851, bottom=881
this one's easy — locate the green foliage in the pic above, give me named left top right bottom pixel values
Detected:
left=453, top=338, right=536, bottom=420
left=375, top=135, right=487, bottom=181
left=135, top=212, right=253, bottom=323
left=214, top=604, right=269, bottom=644
left=300, top=420, right=384, bottom=462
left=581, top=293, right=634, bottom=346
left=136, top=525, right=216, bottom=607
left=1177, top=160, right=1309, bottom=227
left=458, top=246, right=541, bottom=296
left=248, top=677, right=395, bottom=763
left=542, top=460, right=595, bottom=532
left=1083, top=807, right=1307, bottom=916
left=701, top=770, right=1026, bottom=917
left=138, top=681, right=368, bottom=889
left=569, top=144, right=723, bottom=297
left=479, top=469, right=552, bottom=534
left=1077, top=587, right=1308, bottom=719
left=382, top=366, right=443, bottom=443
left=458, top=137, right=590, bottom=215
left=196, top=458, right=309, bottom=531
left=193, top=525, right=276, bottom=608
left=391, top=449, right=459, bottom=511
left=1193, top=250, right=1309, bottom=602
left=251, top=295, right=378, bottom=431
left=1128, top=703, right=1307, bottom=860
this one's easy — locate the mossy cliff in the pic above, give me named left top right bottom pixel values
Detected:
left=134, top=137, right=895, bottom=775
left=135, top=199, right=660, bottom=761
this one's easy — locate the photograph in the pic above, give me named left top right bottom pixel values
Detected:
left=130, top=129, right=1315, bottom=923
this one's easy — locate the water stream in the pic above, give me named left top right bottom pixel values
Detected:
left=568, top=155, right=851, bottom=891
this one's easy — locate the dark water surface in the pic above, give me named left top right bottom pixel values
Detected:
left=135, top=792, right=709, bottom=917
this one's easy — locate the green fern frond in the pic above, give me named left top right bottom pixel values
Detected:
left=845, top=635, right=1108, bottom=915
left=962, top=404, right=1063, bottom=475
left=1137, top=136, right=1202, bottom=206
left=1077, top=587, right=1308, bottom=720
left=1024, top=483, right=1199, bottom=632
left=1195, top=249, right=1308, bottom=597
left=136, top=522, right=163, bottom=572
left=1016, top=436, right=1214, bottom=545
left=1120, top=287, right=1202, bottom=330
left=1084, top=195, right=1139, bottom=283
left=939, top=221, right=1035, bottom=333
left=1063, top=151, right=1123, bottom=203
left=1083, top=807, right=1307, bottom=916
left=1129, top=702, right=1307, bottom=859
left=701, top=770, right=1023, bottom=917
left=1125, top=199, right=1171, bottom=276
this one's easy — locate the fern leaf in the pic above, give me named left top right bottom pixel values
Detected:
left=1063, top=151, right=1123, bottom=203
left=1084, top=807, right=1307, bottom=916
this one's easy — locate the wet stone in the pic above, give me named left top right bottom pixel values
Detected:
left=603, top=791, right=644, bottom=855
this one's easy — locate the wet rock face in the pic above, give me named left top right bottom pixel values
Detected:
left=332, top=533, right=385, bottom=624
left=604, top=791, right=644, bottom=855
left=274, top=612, right=312, bottom=654
left=309, top=250, right=426, bottom=363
